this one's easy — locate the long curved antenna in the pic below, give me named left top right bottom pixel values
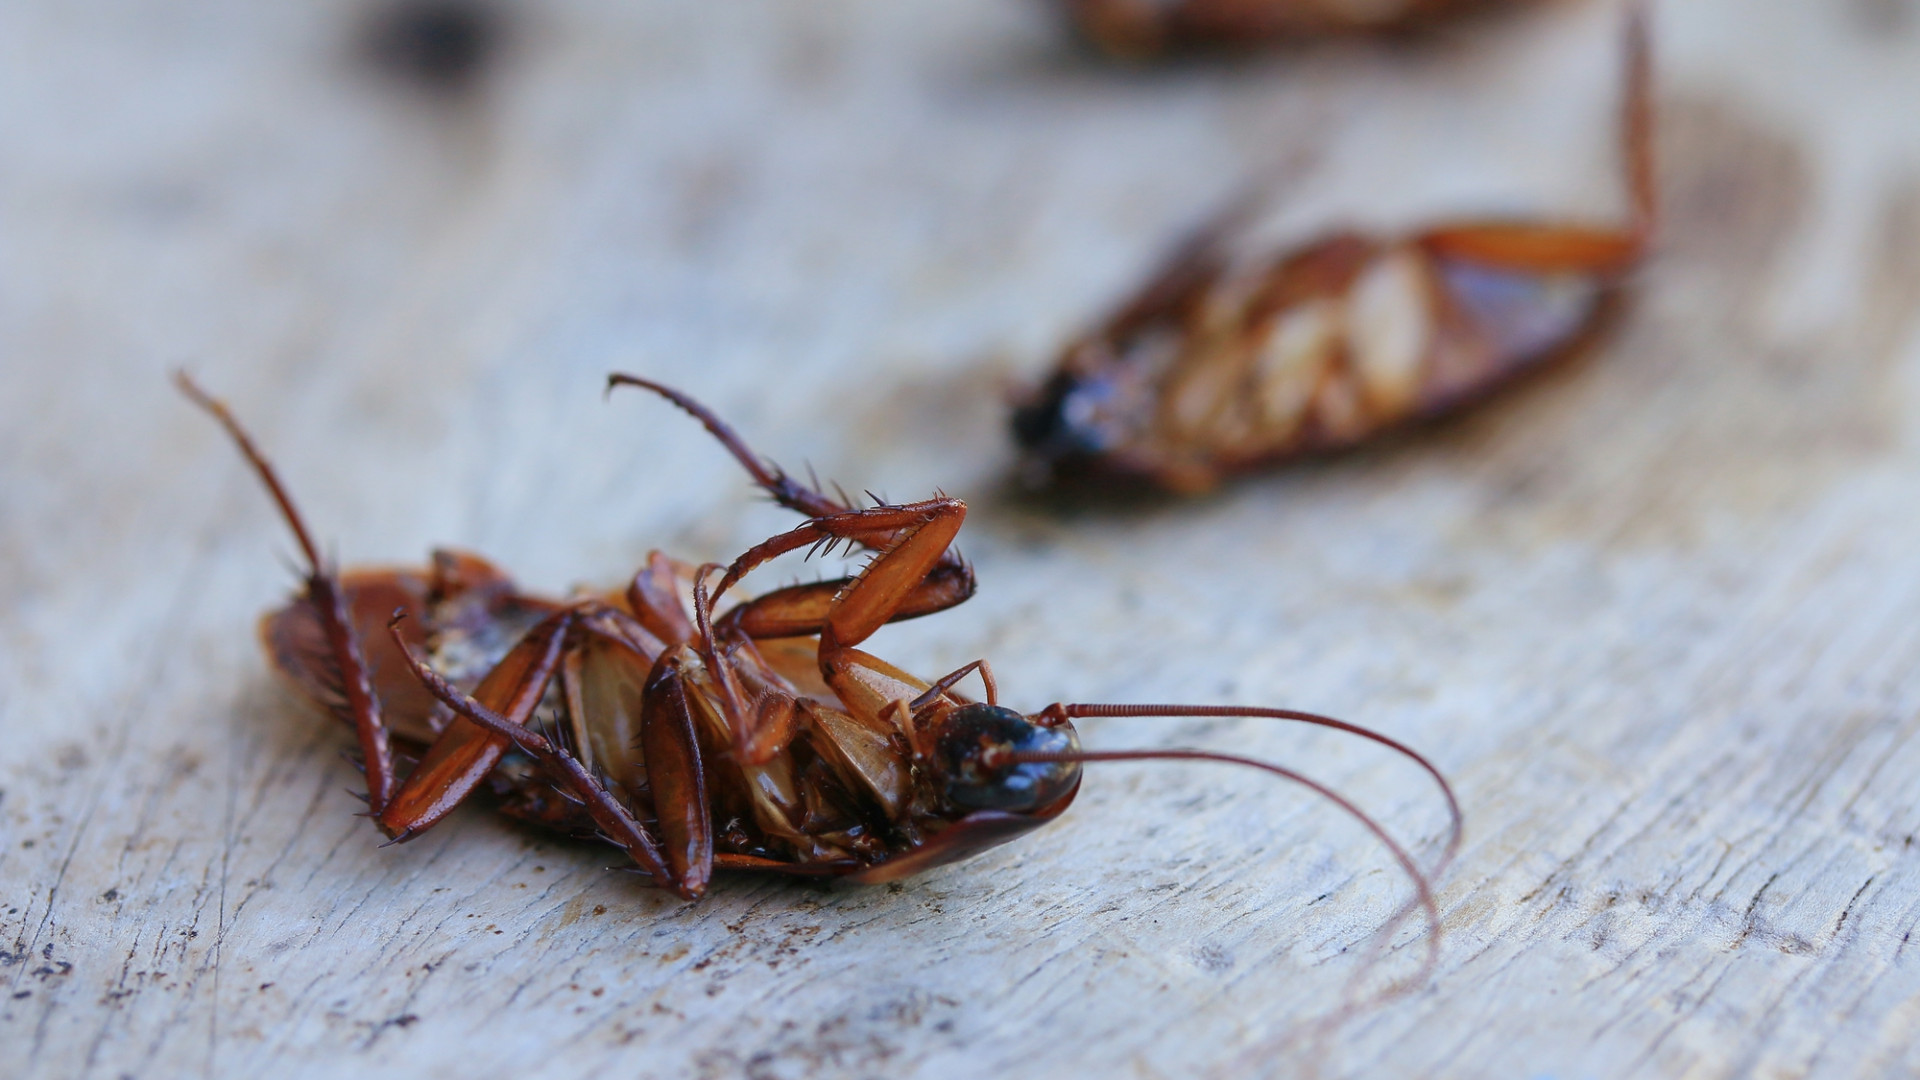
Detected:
left=1004, top=746, right=1443, bottom=988
left=1038, top=702, right=1460, bottom=874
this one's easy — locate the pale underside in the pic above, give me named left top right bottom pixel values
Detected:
left=1067, top=238, right=1604, bottom=485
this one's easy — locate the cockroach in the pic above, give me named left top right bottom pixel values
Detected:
left=179, top=372, right=1458, bottom=952
left=1060, top=0, right=1532, bottom=59
left=1016, top=6, right=1653, bottom=492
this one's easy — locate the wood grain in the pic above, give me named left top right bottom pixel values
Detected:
left=5, top=1, right=1919, bottom=1076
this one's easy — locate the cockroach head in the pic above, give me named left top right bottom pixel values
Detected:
left=1010, top=348, right=1169, bottom=491
left=1011, top=368, right=1112, bottom=473
left=929, top=704, right=1081, bottom=814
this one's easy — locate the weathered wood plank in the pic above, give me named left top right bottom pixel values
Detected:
left=4, top=0, right=1920, bottom=1076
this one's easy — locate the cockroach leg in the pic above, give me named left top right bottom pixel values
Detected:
left=1417, top=7, right=1653, bottom=280
left=374, top=607, right=580, bottom=839
left=712, top=499, right=971, bottom=734
left=685, top=565, right=808, bottom=765
left=176, top=371, right=399, bottom=813
left=910, top=659, right=999, bottom=710
left=385, top=614, right=690, bottom=897
left=607, top=373, right=849, bottom=520
left=703, top=500, right=966, bottom=606
left=816, top=504, right=966, bottom=655
left=715, top=566, right=976, bottom=641
left=638, top=646, right=715, bottom=895
left=611, top=372, right=978, bottom=642
left=688, top=565, right=757, bottom=759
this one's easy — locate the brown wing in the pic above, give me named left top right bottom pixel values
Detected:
left=1019, top=4, right=1652, bottom=491
left=259, top=552, right=563, bottom=745
left=260, top=567, right=440, bottom=743
left=699, top=789, right=1080, bottom=885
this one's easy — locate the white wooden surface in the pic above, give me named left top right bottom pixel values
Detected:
left=5, top=1, right=1920, bottom=1076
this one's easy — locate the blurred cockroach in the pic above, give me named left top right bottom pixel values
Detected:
left=1016, top=6, right=1652, bottom=492
left=1061, top=0, right=1532, bottom=58
left=179, top=372, right=1457, bottom=951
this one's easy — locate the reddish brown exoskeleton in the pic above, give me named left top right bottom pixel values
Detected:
left=1017, top=7, right=1653, bottom=492
left=1060, top=0, right=1533, bottom=58
left=180, top=373, right=1458, bottom=954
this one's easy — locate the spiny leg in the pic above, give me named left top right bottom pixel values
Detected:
left=689, top=566, right=804, bottom=765
left=816, top=501, right=968, bottom=655
left=386, top=615, right=689, bottom=897
left=375, top=607, right=580, bottom=840
left=607, top=377, right=976, bottom=756
left=715, top=566, right=975, bottom=641
left=666, top=498, right=969, bottom=761
left=607, top=373, right=849, bottom=519
left=177, top=372, right=398, bottom=815
left=767, top=500, right=972, bottom=755
left=910, top=659, right=999, bottom=711
left=700, top=499, right=968, bottom=650
left=607, top=373, right=976, bottom=619
left=1415, top=3, right=1654, bottom=275
left=380, top=600, right=683, bottom=843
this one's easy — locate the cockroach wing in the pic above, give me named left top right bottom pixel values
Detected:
left=260, top=567, right=440, bottom=744
left=1422, top=253, right=1608, bottom=406
left=375, top=607, right=575, bottom=836
left=261, top=550, right=561, bottom=749
left=672, top=651, right=831, bottom=861
left=569, top=632, right=653, bottom=800
left=749, top=635, right=840, bottom=706
left=640, top=651, right=714, bottom=893
left=804, top=701, right=913, bottom=821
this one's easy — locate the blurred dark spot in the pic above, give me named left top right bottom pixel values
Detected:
left=361, top=0, right=504, bottom=95
left=1657, top=95, right=1809, bottom=278
left=1852, top=0, right=1913, bottom=35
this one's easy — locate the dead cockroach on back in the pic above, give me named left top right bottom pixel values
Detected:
left=180, top=372, right=1458, bottom=963
left=1017, top=6, right=1654, bottom=492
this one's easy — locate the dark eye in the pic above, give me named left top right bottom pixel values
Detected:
left=933, top=705, right=1081, bottom=813
left=1012, top=372, right=1110, bottom=458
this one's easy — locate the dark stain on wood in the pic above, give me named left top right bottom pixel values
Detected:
left=359, top=0, right=506, bottom=97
